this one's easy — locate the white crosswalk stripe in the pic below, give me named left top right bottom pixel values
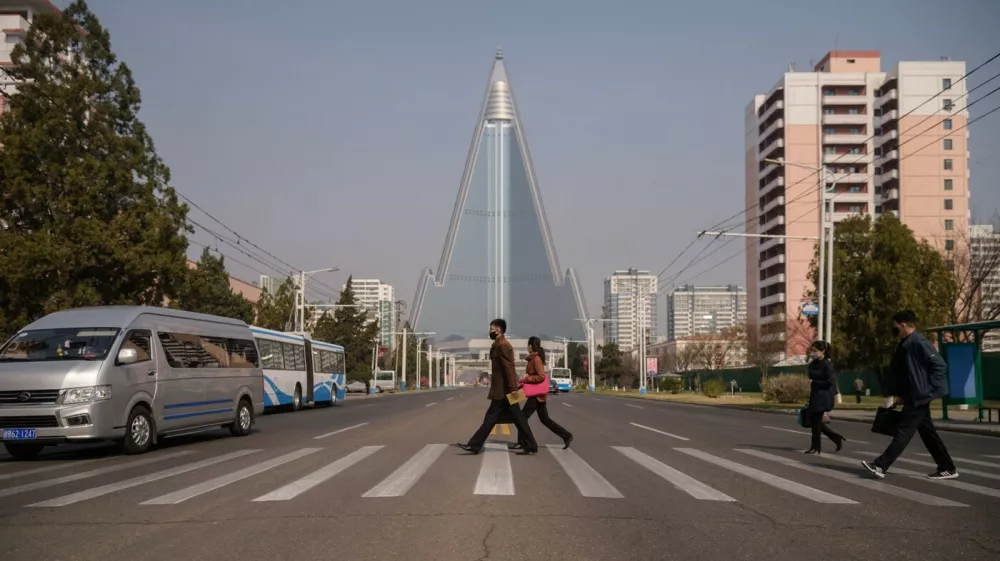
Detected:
left=822, top=453, right=1000, bottom=499
left=29, top=449, right=260, bottom=507
left=142, top=448, right=321, bottom=505
left=257, top=446, right=383, bottom=502
left=0, top=458, right=105, bottom=481
left=474, top=443, right=514, bottom=495
left=363, top=444, right=447, bottom=498
left=848, top=451, right=1000, bottom=481
left=737, top=449, right=967, bottom=507
left=546, top=445, right=622, bottom=499
left=614, top=446, right=734, bottom=501
left=0, top=450, right=194, bottom=499
left=631, top=422, right=689, bottom=441
left=676, top=448, right=856, bottom=504
left=917, top=453, right=1000, bottom=470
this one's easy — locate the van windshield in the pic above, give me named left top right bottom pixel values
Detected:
left=0, top=328, right=121, bottom=362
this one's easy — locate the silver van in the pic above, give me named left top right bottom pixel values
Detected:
left=0, top=306, right=265, bottom=459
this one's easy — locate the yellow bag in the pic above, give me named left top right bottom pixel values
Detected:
left=506, top=389, right=526, bottom=405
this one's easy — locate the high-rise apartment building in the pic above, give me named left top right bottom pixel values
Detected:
left=1, top=1, right=61, bottom=116
left=603, top=269, right=658, bottom=352
left=347, top=279, right=396, bottom=348
left=970, top=224, right=1000, bottom=351
left=666, top=285, right=747, bottom=341
left=745, top=51, right=969, bottom=358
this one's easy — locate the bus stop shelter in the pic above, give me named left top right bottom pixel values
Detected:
left=926, top=320, right=1000, bottom=422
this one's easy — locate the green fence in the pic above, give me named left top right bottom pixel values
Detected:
left=983, top=352, right=1000, bottom=400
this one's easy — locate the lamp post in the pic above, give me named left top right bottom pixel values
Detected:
left=295, top=267, right=339, bottom=333
left=577, top=318, right=615, bottom=392
left=386, top=329, right=433, bottom=392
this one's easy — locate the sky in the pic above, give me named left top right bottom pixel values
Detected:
left=71, top=0, right=1000, bottom=321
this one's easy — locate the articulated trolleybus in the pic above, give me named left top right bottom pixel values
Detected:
left=250, top=327, right=346, bottom=411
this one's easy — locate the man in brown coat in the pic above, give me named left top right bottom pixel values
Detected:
left=459, top=318, right=538, bottom=454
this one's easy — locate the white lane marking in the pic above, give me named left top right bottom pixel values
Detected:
left=426, top=402, right=438, bottom=407
left=29, top=449, right=260, bottom=507
left=821, top=453, right=1000, bottom=499
left=562, top=402, right=574, bottom=408
left=446, top=397, right=454, bottom=401
left=762, top=425, right=869, bottom=444
left=918, top=453, right=1000, bottom=470
left=0, top=450, right=194, bottom=498
left=614, top=446, right=734, bottom=501
left=676, top=448, right=856, bottom=504
left=363, top=444, right=447, bottom=498
left=0, top=458, right=105, bottom=481
left=546, top=445, right=622, bottom=498
left=630, top=422, right=690, bottom=441
left=737, top=449, right=967, bottom=507
left=142, top=448, right=321, bottom=505
left=474, top=443, right=514, bottom=495
left=625, top=404, right=644, bottom=409
left=256, top=446, right=383, bottom=502
left=984, top=455, right=1000, bottom=459
left=313, top=421, right=369, bottom=440
left=594, top=398, right=602, bottom=401
left=849, top=452, right=1000, bottom=481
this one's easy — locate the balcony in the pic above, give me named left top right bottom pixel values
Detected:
left=877, top=89, right=898, bottom=107
left=823, top=95, right=868, bottom=106
left=879, top=109, right=899, bottom=123
left=761, top=195, right=785, bottom=214
left=823, top=152, right=872, bottom=165
left=758, top=100, right=784, bottom=123
left=881, top=188, right=900, bottom=201
left=832, top=211, right=865, bottom=222
left=760, top=236, right=783, bottom=253
left=759, top=138, right=784, bottom=160
left=760, top=214, right=786, bottom=233
left=761, top=331, right=787, bottom=342
left=822, top=113, right=869, bottom=126
left=760, top=175, right=784, bottom=196
left=823, top=133, right=869, bottom=145
left=760, top=273, right=786, bottom=288
left=877, top=169, right=899, bottom=185
left=760, top=312, right=787, bottom=325
left=759, top=253, right=786, bottom=270
left=876, top=129, right=899, bottom=148
left=0, top=14, right=29, bottom=35
left=758, top=161, right=778, bottom=180
left=835, top=191, right=871, bottom=204
left=761, top=292, right=787, bottom=307
left=832, top=173, right=870, bottom=183
left=760, top=118, right=784, bottom=140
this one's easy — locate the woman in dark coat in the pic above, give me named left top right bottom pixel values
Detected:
left=511, top=337, right=573, bottom=451
left=805, top=340, right=845, bottom=455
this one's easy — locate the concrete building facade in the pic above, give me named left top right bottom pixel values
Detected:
left=666, top=285, right=747, bottom=341
left=603, top=269, right=658, bottom=352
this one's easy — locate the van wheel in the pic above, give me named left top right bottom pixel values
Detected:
left=292, top=385, right=303, bottom=411
left=229, top=398, right=254, bottom=437
left=3, top=441, right=45, bottom=460
left=122, top=405, right=154, bottom=455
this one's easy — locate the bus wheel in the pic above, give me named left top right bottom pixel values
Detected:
left=327, top=387, right=338, bottom=407
left=3, top=441, right=45, bottom=460
left=122, top=405, right=154, bottom=455
left=229, top=398, right=254, bottom=437
left=292, top=384, right=303, bottom=411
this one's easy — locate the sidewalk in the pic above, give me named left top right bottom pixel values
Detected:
left=589, top=389, right=1000, bottom=437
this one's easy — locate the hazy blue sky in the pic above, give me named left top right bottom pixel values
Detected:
left=77, top=0, right=1000, bottom=318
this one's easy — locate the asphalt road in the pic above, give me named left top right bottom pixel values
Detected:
left=2, top=389, right=1000, bottom=561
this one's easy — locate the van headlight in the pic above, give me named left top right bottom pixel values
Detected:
left=60, top=386, right=112, bottom=405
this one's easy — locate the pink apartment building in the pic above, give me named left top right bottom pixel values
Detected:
left=745, top=51, right=970, bottom=360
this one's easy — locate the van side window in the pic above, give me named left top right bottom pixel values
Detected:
left=157, top=332, right=229, bottom=369
left=228, top=338, right=260, bottom=368
left=118, top=330, right=152, bottom=364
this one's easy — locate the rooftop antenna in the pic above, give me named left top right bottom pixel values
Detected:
left=495, top=46, right=503, bottom=60
left=788, top=62, right=796, bottom=72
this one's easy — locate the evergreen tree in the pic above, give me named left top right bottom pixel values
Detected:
left=172, top=248, right=254, bottom=323
left=597, top=342, right=624, bottom=387
left=0, top=0, right=188, bottom=340
left=253, top=277, right=296, bottom=330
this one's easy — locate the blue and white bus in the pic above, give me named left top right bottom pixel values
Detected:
left=250, top=327, right=346, bottom=410
left=550, top=367, right=572, bottom=392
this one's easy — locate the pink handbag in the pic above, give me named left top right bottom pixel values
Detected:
left=522, top=374, right=549, bottom=398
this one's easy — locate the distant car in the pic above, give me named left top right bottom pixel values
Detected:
left=345, top=381, right=367, bottom=393
left=549, top=378, right=559, bottom=394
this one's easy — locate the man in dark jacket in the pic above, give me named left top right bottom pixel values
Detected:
left=458, top=319, right=538, bottom=455
left=862, top=310, right=958, bottom=480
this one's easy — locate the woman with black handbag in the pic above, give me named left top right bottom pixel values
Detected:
left=805, top=340, right=846, bottom=455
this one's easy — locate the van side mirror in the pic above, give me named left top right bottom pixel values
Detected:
left=117, top=348, right=139, bottom=365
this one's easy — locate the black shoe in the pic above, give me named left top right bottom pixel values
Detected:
left=804, top=449, right=820, bottom=455
left=927, top=469, right=959, bottom=480
left=562, top=435, right=574, bottom=450
left=516, top=448, right=538, bottom=455
left=836, top=437, right=846, bottom=452
left=457, top=443, right=481, bottom=454
left=507, top=442, right=523, bottom=450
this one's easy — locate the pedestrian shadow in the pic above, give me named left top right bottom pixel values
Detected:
left=736, top=443, right=869, bottom=477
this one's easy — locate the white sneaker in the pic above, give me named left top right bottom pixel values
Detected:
left=862, top=460, right=885, bottom=479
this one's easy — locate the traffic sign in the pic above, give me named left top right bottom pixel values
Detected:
left=802, top=302, right=820, bottom=316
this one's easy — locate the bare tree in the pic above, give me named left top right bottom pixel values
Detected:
left=698, top=325, right=747, bottom=372
left=674, top=339, right=707, bottom=374
left=949, top=214, right=1000, bottom=340
left=745, top=322, right=783, bottom=379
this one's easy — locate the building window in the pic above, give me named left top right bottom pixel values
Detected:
left=874, top=108, right=882, bottom=117
left=943, top=78, right=952, bottom=90
left=943, top=139, right=953, bottom=150
left=945, top=239, right=955, bottom=251
left=944, top=159, right=953, bottom=170
left=849, top=205, right=863, bottom=213
left=945, top=219, right=954, bottom=231
left=824, top=127, right=836, bottom=135
left=825, top=146, right=836, bottom=154
left=943, top=99, right=954, bottom=111
left=943, top=119, right=953, bottom=130
left=824, top=108, right=836, bottom=115
left=944, top=178, right=953, bottom=190
left=849, top=89, right=861, bottom=96
left=944, top=199, right=953, bottom=210
left=849, top=186, right=862, bottom=193
left=875, top=166, right=883, bottom=175
left=874, top=148, right=883, bottom=156
left=848, top=147, right=861, bottom=154
left=848, top=108, right=861, bottom=115
left=824, top=88, right=835, bottom=96
left=874, top=127, right=882, bottom=135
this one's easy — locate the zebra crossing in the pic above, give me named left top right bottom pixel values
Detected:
left=2, top=443, right=1000, bottom=510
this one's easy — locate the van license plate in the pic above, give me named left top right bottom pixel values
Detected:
left=2, top=429, right=36, bottom=440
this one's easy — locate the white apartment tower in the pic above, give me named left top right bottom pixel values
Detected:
left=347, top=279, right=396, bottom=348
left=745, top=51, right=970, bottom=358
left=970, top=225, right=1000, bottom=351
left=667, top=285, right=747, bottom=341
left=603, top=269, right=658, bottom=352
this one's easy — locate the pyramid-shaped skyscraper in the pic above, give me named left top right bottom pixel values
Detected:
left=410, top=50, right=588, bottom=344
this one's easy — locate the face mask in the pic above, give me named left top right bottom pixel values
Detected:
left=489, top=331, right=498, bottom=340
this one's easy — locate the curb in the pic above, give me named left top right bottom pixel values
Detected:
left=590, top=392, right=1000, bottom=438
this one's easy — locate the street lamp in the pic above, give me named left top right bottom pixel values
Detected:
left=386, top=329, right=433, bottom=392
left=295, top=267, right=339, bottom=333
left=577, top=318, right=615, bottom=392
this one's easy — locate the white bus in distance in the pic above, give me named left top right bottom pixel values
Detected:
left=250, top=327, right=345, bottom=411
left=550, top=368, right=572, bottom=392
